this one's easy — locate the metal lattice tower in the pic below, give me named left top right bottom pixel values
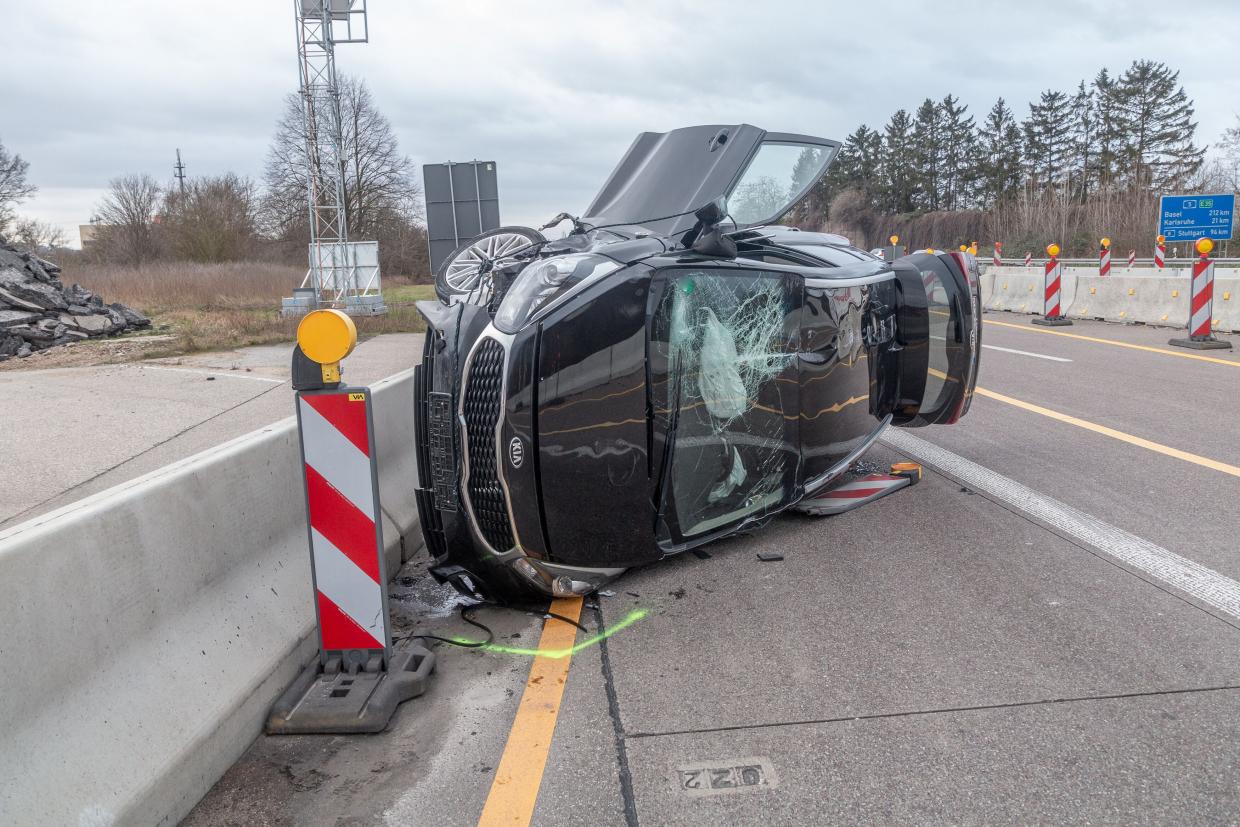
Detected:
left=292, top=1, right=378, bottom=309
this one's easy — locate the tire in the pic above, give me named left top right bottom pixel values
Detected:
left=435, top=226, right=546, bottom=304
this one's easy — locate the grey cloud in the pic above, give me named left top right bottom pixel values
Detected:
left=3, top=0, right=1237, bottom=242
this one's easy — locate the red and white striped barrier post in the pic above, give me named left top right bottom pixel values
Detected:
left=268, top=309, right=435, bottom=734
left=1023, top=251, right=1032, bottom=267
left=1127, top=250, right=1136, bottom=269
left=992, top=241, right=1002, bottom=266
left=1154, top=234, right=1166, bottom=270
left=298, top=387, right=390, bottom=655
left=1099, top=237, right=1112, bottom=277
left=1032, top=242, right=1072, bottom=327
left=793, top=463, right=922, bottom=516
left=1169, top=238, right=1232, bottom=350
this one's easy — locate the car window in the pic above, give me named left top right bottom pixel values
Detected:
left=650, top=268, right=799, bottom=540
left=728, top=142, right=832, bottom=226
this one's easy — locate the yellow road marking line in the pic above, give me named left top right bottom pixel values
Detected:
left=984, top=318, right=1240, bottom=367
left=974, top=386, right=1240, bottom=479
left=477, top=597, right=584, bottom=827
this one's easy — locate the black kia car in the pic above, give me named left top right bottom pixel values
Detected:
left=414, top=124, right=981, bottom=599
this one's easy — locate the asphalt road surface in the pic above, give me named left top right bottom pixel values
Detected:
left=188, top=313, right=1240, bottom=826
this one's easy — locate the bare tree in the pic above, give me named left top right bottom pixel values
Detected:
left=0, top=136, right=37, bottom=233
left=9, top=216, right=67, bottom=252
left=262, top=75, right=426, bottom=273
left=93, top=174, right=162, bottom=265
left=162, top=174, right=260, bottom=262
left=1218, top=115, right=1240, bottom=191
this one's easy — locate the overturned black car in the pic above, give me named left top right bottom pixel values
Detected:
left=414, top=124, right=981, bottom=600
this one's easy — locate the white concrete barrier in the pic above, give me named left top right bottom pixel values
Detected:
left=981, top=265, right=1240, bottom=333
left=1070, top=273, right=1185, bottom=326
left=984, top=266, right=1068, bottom=315
left=1210, top=277, right=1240, bottom=333
left=0, top=368, right=419, bottom=826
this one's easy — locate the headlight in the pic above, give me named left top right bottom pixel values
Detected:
left=493, top=253, right=622, bottom=332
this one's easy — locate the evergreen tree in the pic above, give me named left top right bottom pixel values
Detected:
left=1023, top=90, right=1073, bottom=193
left=1112, top=59, right=1204, bottom=190
left=911, top=98, right=945, bottom=210
left=831, top=125, right=883, bottom=197
left=978, top=98, right=1024, bottom=205
left=939, top=94, right=978, bottom=210
left=1068, top=80, right=1097, bottom=200
left=1091, top=69, right=1124, bottom=191
left=879, top=109, right=917, bottom=214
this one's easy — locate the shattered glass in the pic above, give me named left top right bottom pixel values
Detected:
left=656, top=270, right=799, bottom=538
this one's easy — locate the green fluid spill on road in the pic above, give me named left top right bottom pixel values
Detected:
left=454, top=608, right=649, bottom=659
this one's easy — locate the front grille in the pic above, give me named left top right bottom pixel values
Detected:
left=463, top=338, right=515, bottom=551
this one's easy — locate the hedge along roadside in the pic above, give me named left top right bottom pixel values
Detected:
left=0, top=367, right=419, bottom=826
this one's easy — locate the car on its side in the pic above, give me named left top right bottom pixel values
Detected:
left=414, top=123, right=981, bottom=600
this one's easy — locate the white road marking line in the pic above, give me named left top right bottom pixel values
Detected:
left=139, top=365, right=284, bottom=384
left=882, top=429, right=1240, bottom=620
left=981, top=344, right=1072, bottom=362
left=932, top=333, right=1071, bottom=363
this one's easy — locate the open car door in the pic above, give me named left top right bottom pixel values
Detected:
left=890, top=251, right=982, bottom=426
left=582, top=124, right=840, bottom=238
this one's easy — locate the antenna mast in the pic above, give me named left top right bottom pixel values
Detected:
left=173, top=149, right=187, bottom=198
left=288, top=0, right=384, bottom=315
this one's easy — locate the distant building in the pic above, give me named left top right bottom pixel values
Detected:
left=79, top=224, right=100, bottom=249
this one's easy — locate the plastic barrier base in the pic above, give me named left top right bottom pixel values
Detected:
left=1033, top=316, right=1073, bottom=327
left=1168, top=336, right=1233, bottom=350
left=266, top=642, right=436, bottom=734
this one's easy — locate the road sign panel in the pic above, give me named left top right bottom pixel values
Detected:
left=1158, top=193, right=1235, bottom=242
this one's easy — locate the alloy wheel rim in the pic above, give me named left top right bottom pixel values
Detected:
left=444, top=232, right=533, bottom=292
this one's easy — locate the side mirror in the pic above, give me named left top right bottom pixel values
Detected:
left=692, top=226, right=738, bottom=258
left=683, top=197, right=736, bottom=258
left=693, top=197, right=728, bottom=227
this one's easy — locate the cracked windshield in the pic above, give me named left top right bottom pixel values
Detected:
left=654, top=269, right=799, bottom=538
left=728, top=142, right=833, bottom=225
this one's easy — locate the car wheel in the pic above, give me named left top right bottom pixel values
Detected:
left=435, top=226, right=545, bottom=304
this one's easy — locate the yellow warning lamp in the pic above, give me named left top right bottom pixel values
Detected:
left=1196, top=237, right=1214, bottom=257
left=1047, top=243, right=1061, bottom=258
left=1157, top=234, right=1166, bottom=244
left=296, top=309, right=357, bottom=385
left=889, top=235, right=900, bottom=245
left=959, top=244, right=967, bottom=252
left=1100, top=237, right=1111, bottom=249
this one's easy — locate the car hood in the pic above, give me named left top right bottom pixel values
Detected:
left=582, top=124, right=840, bottom=238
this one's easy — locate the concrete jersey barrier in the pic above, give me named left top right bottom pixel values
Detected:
left=0, top=368, right=419, bottom=826
left=982, top=265, right=1239, bottom=332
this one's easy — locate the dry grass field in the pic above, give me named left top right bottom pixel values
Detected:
left=57, top=260, right=433, bottom=356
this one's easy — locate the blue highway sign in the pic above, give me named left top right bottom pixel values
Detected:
left=1158, top=193, right=1235, bottom=242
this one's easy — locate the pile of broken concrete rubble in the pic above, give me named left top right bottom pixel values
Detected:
left=0, top=236, right=150, bottom=359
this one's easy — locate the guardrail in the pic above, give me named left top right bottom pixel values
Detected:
left=0, top=368, right=420, bottom=826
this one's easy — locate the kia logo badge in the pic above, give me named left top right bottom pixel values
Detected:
left=508, top=436, right=525, bottom=468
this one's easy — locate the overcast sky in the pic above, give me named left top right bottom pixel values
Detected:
left=3, top=0, right=1238, bottom=247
